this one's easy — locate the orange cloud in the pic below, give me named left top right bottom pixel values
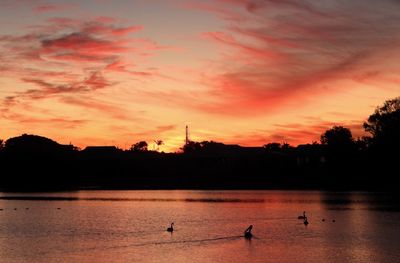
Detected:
left=58, top=96, right=133, bottom=121
left=0, top=16, right=164, bottom=107
left=189, top=0, right=400, bottom=116
left=222, top=120, right=366, bottom=147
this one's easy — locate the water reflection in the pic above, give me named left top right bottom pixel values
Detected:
left=2, top=190, right=399, bottom=210
left=320, top=192, right=400, bottom=211
left=0, top=196, right=265, bottom=203
left=0, top=191, right=400, bottom=263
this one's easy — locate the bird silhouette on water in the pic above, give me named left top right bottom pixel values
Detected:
left=304, top=217, right=309, bottom=226
left=298, top=211, right=306, bottom=220
left=244, top=225, right=253, bottom=239
left=167, top=223, right=174, bottom=232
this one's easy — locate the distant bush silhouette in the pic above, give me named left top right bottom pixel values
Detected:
left=264, top=143, right=282, bottom=152
left=182, top=140, right=202, bottom=153
left=363, top=97, right=400, bottom=149
left=264, top=143, right=293, bottom=153
left=354, top=136, right=372, bottom=151
left=182, top=140, right=263, bottom=156
left=1, top=134, right=77, bottom=190
left=3, top=134, right=74, bottom=157
left=154, top=140, right=163, bottom=151
left=131, top=141, right=148, bottom=152
left=320, top=126, right=354, bottom=150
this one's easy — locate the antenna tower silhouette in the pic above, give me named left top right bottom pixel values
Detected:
left=185, top=125, right=189, bottom=145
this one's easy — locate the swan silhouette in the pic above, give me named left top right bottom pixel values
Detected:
left=244, top=225, right=253, bottom=239
left=304, top=217, right=309, bottom=226
left=167, top=223, right=174, bottom=232
left=298, top=211, right=306, bottom=219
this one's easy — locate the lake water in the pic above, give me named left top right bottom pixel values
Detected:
left=1, top=190, right=400, bottom=263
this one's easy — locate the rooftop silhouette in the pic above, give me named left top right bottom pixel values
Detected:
left=0, top=97, right=399, bottom=191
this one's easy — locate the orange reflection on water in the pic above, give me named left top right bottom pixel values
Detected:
left=0, top=191, right=399, bottom=262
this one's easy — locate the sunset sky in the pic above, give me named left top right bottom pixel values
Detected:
left=1, top=0, right=399, bottom=151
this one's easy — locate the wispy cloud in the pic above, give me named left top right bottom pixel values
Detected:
left=1, top=110, right=88, bottom=129
left=19, top=71, right=111, bottom=97
left=34, top=3, right=75, bottom=13
left=226, top=119, right=366, bottom=146
left=188, top=0, right=400, bottom=116
left=59, top=96, right=133, bottom=120
left=123, top=124, right=178, bottom=138
left=0, top=16, right=165, bottom=114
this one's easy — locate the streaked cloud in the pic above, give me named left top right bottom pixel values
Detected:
left=0, top=16, right=165, bottom=111
left=1, top=0, right=399, bottom=151
left=227, top=119, right=366, bottom=146
left=189, top=0, right=400, bottom=116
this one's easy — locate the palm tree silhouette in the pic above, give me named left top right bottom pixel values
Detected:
left=154, top=140, right=164, bottom=151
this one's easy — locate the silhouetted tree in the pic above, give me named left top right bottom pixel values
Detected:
left=264, top=143, right=282, bottom=152
left=199, top=141, right=226, bottom=151
left=281, top=143, right=292, bottom=150
left=3, top=134, right=73, bottom=157
left=131, top=141, right=148, bottom=152
left=154, top=140, right=164, bottom=151
left=363, top=97, right=400, bottom=148
left=320, top=126, right=354, bottom=149
left=264, top=142, right=293, bottom=153
left=182, top=140, right=202, bottom=153
left=0, top=139, right=4, bottom=151
left=354, top=136, right=372, bottom=151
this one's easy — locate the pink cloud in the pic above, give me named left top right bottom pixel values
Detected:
left=19, top=71, right=111, bottom=96
left=192, top=51, right=366, bottom=115
left=35, top=4, right=59, bottom=13
left=110, top=26, right=143, bottom=36
left=184, top=2, right=246, bottom=22
left=59, top=96, right=132, bottom=121
left=122, top=125, right=177, bottom=138
left=224, top=120, right=366, bottom=147
left=1, top=1, right=75, bottom=13
left=186, top=0, right=400, bottom=117
left=34, top=3, right=74, bottom=13
left=203, top=31, right=283, bottom=60
left=0, top=16, right=165, bottom=112
left=1, top=110, right=88, bottom=129
left=104, top=60, right=156, bottom=77
left=39, top=32, right=132, bottom=64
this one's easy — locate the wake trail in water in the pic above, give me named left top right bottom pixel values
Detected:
left=34, top=235, right=247, bottom=256
left=131, top=235, right=244, bottom=247
left=62, top=235, right=246, bottom=255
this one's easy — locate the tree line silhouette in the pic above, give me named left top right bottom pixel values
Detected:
left=0, top=97, right=399, bottom=191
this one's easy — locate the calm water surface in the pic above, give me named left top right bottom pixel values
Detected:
left=1, top=190, right=400, bottom=263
